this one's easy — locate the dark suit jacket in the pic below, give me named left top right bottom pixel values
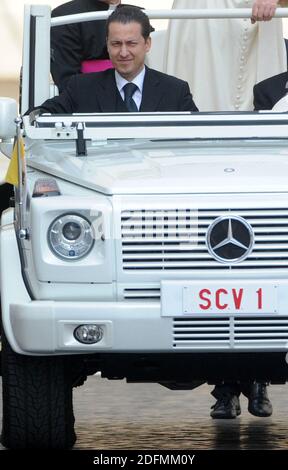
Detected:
left=51, top=0, right=110, bottom=92
left=253, top=71, right=288, bottom=110
left=40, top=67, right=198, bottom=113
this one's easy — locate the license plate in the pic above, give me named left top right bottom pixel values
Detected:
left=161, top=281, right=278, bottom=316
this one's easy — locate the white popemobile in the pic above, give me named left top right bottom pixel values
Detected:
left=1, top=5, right=288, bottom=448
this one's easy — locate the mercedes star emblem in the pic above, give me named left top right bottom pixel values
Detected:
left=206, top=215, right=254, bottom=264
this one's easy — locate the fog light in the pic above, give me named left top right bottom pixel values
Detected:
left=74, top=325, right=104, bottom=344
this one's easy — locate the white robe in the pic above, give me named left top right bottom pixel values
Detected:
left=164, top=0, right=286, bottom=111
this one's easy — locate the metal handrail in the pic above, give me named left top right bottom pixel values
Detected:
left=51, top=8, right=288, bottom=27
left=23, top=113, right=288, bottom=142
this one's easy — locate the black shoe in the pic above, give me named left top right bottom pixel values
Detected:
left=248, top=383, right=273, bottom=417
left=210, top=394, right=241, bottom=419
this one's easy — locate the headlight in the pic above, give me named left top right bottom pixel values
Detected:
left=48, top=214, right=94, bottom=260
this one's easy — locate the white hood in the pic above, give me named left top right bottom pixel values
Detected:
left=27, top=139, right=288, bottom=195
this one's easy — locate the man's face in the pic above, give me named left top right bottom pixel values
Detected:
left=107, top=21, right=151, bottom=81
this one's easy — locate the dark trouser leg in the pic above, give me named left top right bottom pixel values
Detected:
left=211, top=382, right=241, bottom=399
left=0, top=183, right=13, bottom=216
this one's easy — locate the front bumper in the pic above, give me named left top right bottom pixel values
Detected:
left=10, top=301, right=170, bottom=354
left=9, top=300, right=288, bottom=355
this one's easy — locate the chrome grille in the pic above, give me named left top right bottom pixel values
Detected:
left=234, top=316, right=288, bottom=341
left=121, top=208, right=288, bottom=271
left=173, top=317, right=230, bottom=347
left=173, top=316, right=288, bottom=348
left=123, top=288, right=161, bottom=301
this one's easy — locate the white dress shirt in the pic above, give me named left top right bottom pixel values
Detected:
left=115, top=66, right=146, bottom=110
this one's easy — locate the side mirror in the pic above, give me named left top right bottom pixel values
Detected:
left=0, top=98, right=18, bottom=141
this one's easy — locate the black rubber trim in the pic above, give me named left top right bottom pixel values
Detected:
left=15, top=223, right=34, bottom=301
left=28, top=15, right=36, bottom=110
left=76, top=126, right=87, bottom=156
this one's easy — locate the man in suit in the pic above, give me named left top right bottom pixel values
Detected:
left=40, top=6, right=198, bottom=114
left=51, top=0, right=121, bottom=92
left=253, top=38, right=288, bottom=110
left=254, top=71, right=288, bottom=110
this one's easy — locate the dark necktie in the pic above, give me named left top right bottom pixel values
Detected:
left=123, top=82, right=138, bottom=112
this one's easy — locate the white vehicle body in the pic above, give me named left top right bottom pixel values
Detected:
left=4, top=113, right=288, bottom=357
left=1, top=5, right=288, bottom=449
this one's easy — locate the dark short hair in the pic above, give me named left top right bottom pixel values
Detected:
left=106, top=5, right=152, bottom=40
